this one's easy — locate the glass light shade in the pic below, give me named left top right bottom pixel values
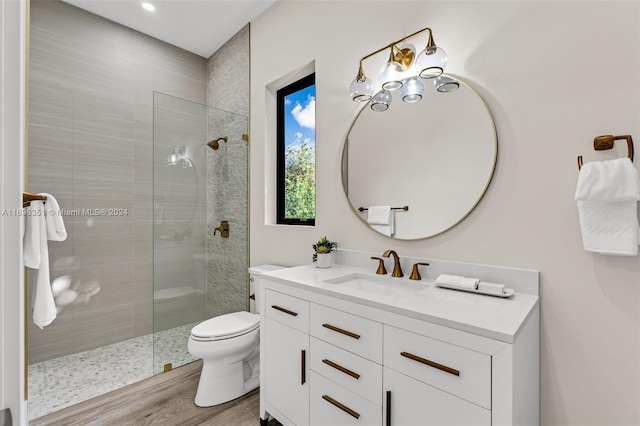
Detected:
left=434, top=75, right=460, bottom=92
left=370, top=90, right=392, bottom=112
left=350, top=77, right=374, bottom=102
left=400, top=77, right=425, bottom=103
left=415, top=46, right=448, bottom=79
left=378, top=61, right=404, bottom=91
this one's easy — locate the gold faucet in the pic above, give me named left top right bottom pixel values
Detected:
left=409, top=262, right=430, bottom=280
left=370, top=257, right=387, bottom=275
left=382, top=250, right=403, bottom=277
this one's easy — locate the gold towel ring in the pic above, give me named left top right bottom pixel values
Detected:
left=577, top=135, right=634, bottom=170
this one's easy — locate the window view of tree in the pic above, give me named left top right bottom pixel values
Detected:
left=284, top=141, right=315, bottom=218
left=277, top=74, right=315, bottom=225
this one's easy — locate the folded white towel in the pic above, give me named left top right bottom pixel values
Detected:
left=477, top=281, right=506, bottom=295
left=576, top=201, right=639, bottom=255
left=367, top=206, right=394, bottom=237
left=23, top=201, right=57, bottom=329
left=435, top=274, right=479, bottom=290
left=575, top=158, right=640, bottom=256
left=41, top=193, right=67, bottom=241
left=575, top=158, right=640, bottom=202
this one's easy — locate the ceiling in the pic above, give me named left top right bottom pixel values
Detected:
left=63, top=0, right=276, bottom=58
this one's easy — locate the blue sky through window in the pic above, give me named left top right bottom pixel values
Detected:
left=284, top=84, right=315, bottom=152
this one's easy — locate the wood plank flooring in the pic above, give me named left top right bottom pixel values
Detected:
left=31, top=360, right=281, bottom=426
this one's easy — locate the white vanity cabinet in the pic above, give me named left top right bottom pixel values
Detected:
left=264, top=290, right=310, bottom=426
left=308, top=304, right=383, bottom=426
left=259, top=261, right=539, bottom=426
left=382, top=325, right=492, bottom=426
left=383, top=368, right=491, bottom=426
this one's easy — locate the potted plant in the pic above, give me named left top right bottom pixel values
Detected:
left=312, top=236, right=339, bottom=268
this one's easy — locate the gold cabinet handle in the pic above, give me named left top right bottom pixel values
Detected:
left=322, top=359, right=360, bottom=379
left=322, top=395, right=360, bottom=419
left=271, top=305, right=298, bottom=317
left=301, top=350, right=306, bottom=385
left=400, top=351, right=460, bottom=376
left=322, top=323, right=360, bottom=339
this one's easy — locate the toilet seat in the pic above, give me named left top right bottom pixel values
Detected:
left=190, top=311, right=259, bottom=341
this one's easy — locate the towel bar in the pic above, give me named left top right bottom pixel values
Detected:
left=358, top=205, right=408, bottom=212
left=22, top=192, right=47, bottom=207
left=578, top=135, right=634, bottom=170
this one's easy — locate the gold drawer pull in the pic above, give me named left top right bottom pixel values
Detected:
left=400, top=351, right=460, bottom=376
left=301, top=350, right=306, bottom=385
left=322, top=323, right=360, bottom=339
left=322, top=395, right=360, bottom=419
left=271, top=305, right=298, bottom=317
left=386, top=390, right=391, bottom=426
left=322, top=359, right=360, bottom=379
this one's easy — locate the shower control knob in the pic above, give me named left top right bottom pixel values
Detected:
left=213, top=220, right=230, bottom=238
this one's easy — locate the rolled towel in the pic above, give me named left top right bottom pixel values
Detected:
left=435, top=274, right=479, bottom=290
left=477, top=282, right=506, bottom=296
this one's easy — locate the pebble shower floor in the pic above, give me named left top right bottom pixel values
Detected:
left=28, top=323, right=197, bottom=420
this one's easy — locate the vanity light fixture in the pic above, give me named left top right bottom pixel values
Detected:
left=349, top=27, right=457, bottom=111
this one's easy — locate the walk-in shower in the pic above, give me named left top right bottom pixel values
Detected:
left=26, top=91, right=248, bottom=420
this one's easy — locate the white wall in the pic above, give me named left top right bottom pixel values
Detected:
left=0, top=0, right=26, bottom=423
left=250, top=1, right=640, bottom=424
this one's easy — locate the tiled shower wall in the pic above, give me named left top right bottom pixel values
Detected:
left=205, top=25, right=250, bottom=317
left=27, top=0, right=206, bottom=363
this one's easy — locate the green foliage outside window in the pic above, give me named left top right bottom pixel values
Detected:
left=284, top=142, right=315, bottom=219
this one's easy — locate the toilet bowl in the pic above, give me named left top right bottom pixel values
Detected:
left=187, top=264, right=285, bottom=407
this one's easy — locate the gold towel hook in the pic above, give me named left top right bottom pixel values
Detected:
left=577, top=135, right=634, bottom=170
left=22, top=192, right=47, bottom=207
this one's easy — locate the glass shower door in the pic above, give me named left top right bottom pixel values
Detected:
left=152, top=92, right=248, bottom=374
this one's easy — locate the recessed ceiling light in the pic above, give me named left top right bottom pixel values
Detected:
left=141, top=2, right=155, bottom=12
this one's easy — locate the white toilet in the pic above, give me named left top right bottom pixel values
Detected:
left=188, top=264, right=284, bottom=407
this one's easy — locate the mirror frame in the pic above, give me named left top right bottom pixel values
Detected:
left=341, top=74, right=498, bottom=240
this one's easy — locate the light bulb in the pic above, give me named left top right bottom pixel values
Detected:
left=415, top=46, right=447, bottom=79
left=400, top=77, right=425, bottom=103
left=370, top=90, right=392, bottom=112
left=349, top=76, right=374, bottom=102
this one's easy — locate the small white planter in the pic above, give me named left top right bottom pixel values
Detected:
left=315, top=253, right=332, bottom=268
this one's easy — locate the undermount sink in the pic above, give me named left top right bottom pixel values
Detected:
left=323, top=272, right=429, bottom=296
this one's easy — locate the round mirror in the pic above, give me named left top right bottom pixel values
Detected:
left=342, top=74, right=497, bottom=240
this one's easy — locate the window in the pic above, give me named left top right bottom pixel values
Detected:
left=276, top=73, right=316, bottom=226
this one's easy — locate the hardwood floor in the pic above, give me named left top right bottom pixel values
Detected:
left=30, top=360, right=281, bottom=426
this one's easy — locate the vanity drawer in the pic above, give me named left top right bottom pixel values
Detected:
left=310, top=303, right=383, bottom=363
left=384, top=325, right=491, bottom=409
left=310, top=337, right=382, bottom=406
left=265, top=290, right=309, bottom=334
left=310, top=371, right=381, bottom=426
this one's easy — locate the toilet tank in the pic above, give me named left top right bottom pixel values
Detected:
left=248, top=264, right=286, bottom=314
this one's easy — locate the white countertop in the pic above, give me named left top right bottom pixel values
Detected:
left=261, top=264, right=539, bottom=344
